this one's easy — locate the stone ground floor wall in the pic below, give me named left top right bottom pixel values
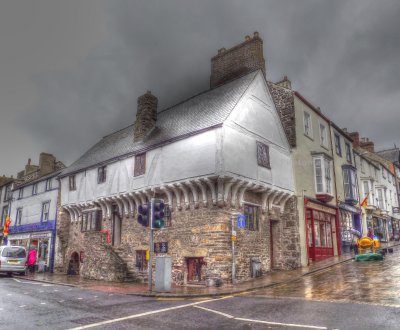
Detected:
left=58, top=193, right=300, bottom=285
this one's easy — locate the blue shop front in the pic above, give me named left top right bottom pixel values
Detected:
left=339, top=203, right=361, bottom=254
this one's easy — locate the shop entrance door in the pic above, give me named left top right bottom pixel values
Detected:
left=186, top=257, right=203, bottom=282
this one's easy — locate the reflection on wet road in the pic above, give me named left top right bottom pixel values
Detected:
left=251, top=248, right=400, bottom=306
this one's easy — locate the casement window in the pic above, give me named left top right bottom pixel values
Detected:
left=18, top=188, right=23, bottom=200
left=345, top=143, right=352, bottom=163
left=342, top=166, right=358, bottom=204
left=3, top=185, right=10, bottom=202
left=16, top=208, right=23, bottom=226
left=97, top=166, right=107, bottom=184
left=32, top=183, right=38, bottom=195
left=0, top=187, right=2, bottom=201
left=377, top=189, right=384, bottom=209
left=388, top=173, right=391, bottom=183
left=69, top=175, right=76, bottom=191
left=243, top=204, right=259, bottom=231
left=81, top=210, right=102, bottom=232
left=362, top=181, right=370, bottom=201
left=334, top=133, right=341, bottom=156
left=41, top=201, right=50, bottom=222
left=313, top=156, right=332, bottom=194
left=45, top=179, right=52, bottom=191
left=303, top=111, right=312, bottom=138
left=382, top=167, right=386, bottom=179
left=360, top=158, right=365, bottom=173
left=1, top=206, right=8, bottom=227
left=256, top=141, right=271, bottom=169
left=319, top=123, right=327, bottom=147
left=134, top=153, right=146, bottom=177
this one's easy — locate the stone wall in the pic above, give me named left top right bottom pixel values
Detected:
left=267, top=82, right=296, bottom=148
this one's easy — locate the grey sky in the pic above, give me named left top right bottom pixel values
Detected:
left=1, top=0, right=399, bottom=176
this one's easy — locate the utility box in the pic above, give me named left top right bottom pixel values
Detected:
left=155, top=256, right=172, bottom=292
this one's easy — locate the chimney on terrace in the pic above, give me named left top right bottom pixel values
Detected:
left=210, top=31, right=266, bottom=88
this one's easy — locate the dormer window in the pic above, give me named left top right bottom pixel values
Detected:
left=134, top=153, right=146, bottom=177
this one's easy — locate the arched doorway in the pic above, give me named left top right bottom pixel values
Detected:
left=69, top=251, right=80, bottom=275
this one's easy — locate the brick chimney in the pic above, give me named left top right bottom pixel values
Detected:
left=349, top=132, right=360, bottom=148
left=39, top=153, right=56, bottom=176
left=134, top=91, right=158, bottom=142
left=210, top=32, right=266, bottom=88
left=360, top=137, right=375, bottom=153
left=25, top=158, right=39, bottom=175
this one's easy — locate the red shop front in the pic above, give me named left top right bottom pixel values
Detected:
left=305, top=199, right=337, bottom=262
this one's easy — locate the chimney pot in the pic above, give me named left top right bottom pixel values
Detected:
left=253, top=31, right=259, bottom=38
left=245, top=35, right=251, bottom=41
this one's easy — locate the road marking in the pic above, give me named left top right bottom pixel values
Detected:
left=194, top=305, right=234, bottom=318
left=77, top=298, right=83, bottom=300
left=19, top=305, right=26, bottom=308
left=24, top=292, right=29, bottom=295
left=54, top=290, right=59, bottom=292
left=93, top=296, right=97, bottom=298
left=42, top=284, right=54, bottom=287
left=7, top=294, right=12, bottom=296
left=66, top=296, right=233, bottom=330
left=40, top=302, right=46, bottom=305
left=39, top=290, right=44, bottom=293
left=0, top=308, right=3, bottom=311
left=235, top=317, right=327, bottom=329
left=59, top=300, right=65, bottom=303
left=157, top=297, right=213, bottom=301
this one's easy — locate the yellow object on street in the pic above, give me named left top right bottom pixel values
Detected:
left=357, top=236, right=380, bottom=254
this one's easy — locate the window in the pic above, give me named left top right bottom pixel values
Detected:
left=3, top=185, right=10, bottom=202
left=16, top=208, right=22, bottom=226
left=32, top=183, right=38, bottom=195
left=360, top=158, right=365, bottom=173
left=382, top=167, right=386, bottom=179
left=134, top=153, right=146, bottom=177
left=334, top=133, right=341, bottom=156
left=81, top=210, right=102, bottom=232
left=303, top=111, right=312, bottom=138
left=345, top=143, right=352, bottom=163
left=342, top=166, right=358, bottom=204
left=1, top=206, right=8, bottom=227
left=243, top=204, right=259, bottom=231
left=256, top=141, right=270, bottom=168
left=313, top=156, right=332, bottom=194
left=377, top=189, right=384, bottom=209
left=388, top=173, right=391, bottom=183
left=69, top=175, right=76, bottom=191
left=362, top=181, right=369, bottom=198
left=41, top=202, right=50, bottom=222
left=18, top=188, right=23, bottom=199
left=45, top=179, right=52, bottom=191
left=97, top=166, right=107, bottom=184
left=319, top=123, right=327, bottom=147
left=0, top=187, right=2, bottom=201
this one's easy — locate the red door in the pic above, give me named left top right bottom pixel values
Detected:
left=187, top=258, right=203, bottom=282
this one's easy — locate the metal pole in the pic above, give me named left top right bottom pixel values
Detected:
left=148, top=198, right=154, bottom=292
left=231, top=214, right=236, bottom=284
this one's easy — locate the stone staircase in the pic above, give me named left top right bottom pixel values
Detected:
left=112, top=246, right=147, bottom=283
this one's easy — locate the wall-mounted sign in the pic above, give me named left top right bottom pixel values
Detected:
left=393, top=207, right=400, bottom=214
left=154, top=242, right=168, bottom=253
left=237, top=215, right=247, bottom=229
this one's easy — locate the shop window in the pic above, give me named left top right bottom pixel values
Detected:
left=41, top=202, right=50, bottom=222
left=69, top=175, right=76, bottom=191
left=134, top=153, right=146, bottom=177
left=243, top=204, right=259, bottom=231
left=81, top=210, right=102, bottom=232
left=342, top=165, right=358, bottom=204
left=97, top=166, right=107, bottom=184
left=16, top=208, right=23, bottom=226
left=45, top=179, right=52, bottom=191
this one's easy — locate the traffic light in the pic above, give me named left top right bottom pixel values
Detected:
left=151, top=199, right=165, bottom=229
left=137, top=203, right=150, bottom=227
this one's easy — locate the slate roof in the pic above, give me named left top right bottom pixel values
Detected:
left=376, top=148, right=400, bottom=166
left=60, top=71, right=259, bottom=177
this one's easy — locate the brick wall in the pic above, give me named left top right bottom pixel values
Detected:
left=210, top=32, right=265, bottom=88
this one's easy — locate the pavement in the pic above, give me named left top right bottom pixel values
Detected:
left=14, top=242, right=400, bottom=298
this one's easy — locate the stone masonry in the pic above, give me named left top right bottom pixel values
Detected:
left=134, top=91, right=158, bottom=142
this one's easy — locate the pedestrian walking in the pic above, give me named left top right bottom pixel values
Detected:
left=27, top=247, right=37, bottom=273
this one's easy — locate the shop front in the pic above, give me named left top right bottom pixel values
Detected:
left=8, top=220, right=56, bottom=272
left=339, top=203, right=361, bottom=254
left=368, top=213, right=389, bottom=243
left=305, top=199, right=337, bottom=262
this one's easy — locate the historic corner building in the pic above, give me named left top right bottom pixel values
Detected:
left=7, top=153, right=65, bottom=272
left=57, top=32, right=301, bottom=285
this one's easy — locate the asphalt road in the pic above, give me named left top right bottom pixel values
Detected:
left=2, top=253, right=400, bottom=330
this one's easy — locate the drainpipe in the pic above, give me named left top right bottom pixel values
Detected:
left=328, top=121, right=341, bottom=256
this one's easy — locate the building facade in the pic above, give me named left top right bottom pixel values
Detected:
left=57, top=33, right=301, bottom=284
left=0, top=176, right=14, bottom=243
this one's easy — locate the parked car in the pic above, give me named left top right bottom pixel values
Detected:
left=0, top=245, right=27, bottom=276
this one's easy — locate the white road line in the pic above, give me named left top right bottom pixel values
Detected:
left=0, top=308, right=3, bottom=311
left=40, top=302, right=46, bottom=305
left=77, top=298, right=83, bottom=300
left=24, top=292, right=29, bottom=294
left=93, top=296, right=97, bottom=298
left=42, top=284, right=54, bottom=287
left=54, top=290, right=59, bottom=292
left=6, top=294, right=12, bottom=296
left=39, top=290, right=44, bottom=293
left=66, top=296, right=233, bottom=330
left=19, top=305, right=26, bottom=308
left=13, top=278, right=22, bottom=283
left=194, top=305, right=234, bottom=318
left=235, top=317, right=327, bottom=330
left=59, top=300, right=65, bottom=303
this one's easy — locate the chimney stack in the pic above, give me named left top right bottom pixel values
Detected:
left=134, top=91, right=158, bottom=142
left=349, top=132, right=375, bottom=152
left=210, top=32, right=266, bottom=88
left=349, top=132, right=360, bottom=148
left=39, top=153, right=56, bottom=176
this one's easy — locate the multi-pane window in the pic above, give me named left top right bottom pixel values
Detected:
left=362, top=181, right=369, bottom=199
left=134, top=153, right=146, bottom=177
left=319, top=123, right=327, bottom=147
left=32, top=183, right=38, bottom=195
left=314, top=156, right=332, bottom=194
left=342, top=166, right=358, bottom=203
left=81, top=210, right=102, bottom=232
left=256, top=142, right=270, bottom=168
left=18, top=188, right=23, bottom=199
left=243, top=204, right=259, bottom=231
left=377, top=189, right=384, bottom=209
left=1, top=206, right=8, bottom=227
left=0, top=187, right=2, bottom=201
left=97, top=166, right=107, bottom=184
left=360, top=158, right=365, bottom=173
left=345, top=143, right=352, bottom=163
left=45, top=179, right=52, bottom=191
left=69, top=175, right=76, bottom=191
left=16, top=208, right=22, bottom=226
left=3, top=185, right=10, bottom=202
left=42, top=202, right=50, bottom=222
left=382, top=167, right=386, bottom=179
left=334, top=133, right=341, bottom=156
left=303, top=111, right=312, bottom=137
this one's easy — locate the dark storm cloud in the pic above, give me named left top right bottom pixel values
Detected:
left=4, top=0, right=400, bottom=175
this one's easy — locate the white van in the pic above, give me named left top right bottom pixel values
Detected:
left=0, top=245, right=27, bottom=276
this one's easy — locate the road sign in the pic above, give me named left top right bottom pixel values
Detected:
left=154, top=242, right=168, bottom=253
left=237, top=215, right=246, bottom=229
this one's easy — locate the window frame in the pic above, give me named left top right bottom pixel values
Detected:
left=303, top=111, right=313, bottom=138
left=16, top=207, right=23, bottom=226
left=32, top=183, right=38, bottom=195
left=97, top=166, right=107, bottom=184
left=334, top=133, right=341, bottom=156
left=319, top=122, right=327, bottom=147
left=69, top=175, right=76, bottom=191
left=81, top=210, right=102, bottom=232
left=342, top=166, right=358, bottom=203
left=134, top=153, right=146, bottom=177
left=18, top=188, right=23, bottom=200
left=345, top=143, right=352, bottom=163
left=243, top=204, right=260, bottom=231
left=313, top=156, right=333, bottom=195
left=45, top=178, right=52, bottom=191
left=41, top=201, right=50, bottom=222
left=3, top=185, right=10, bottom=202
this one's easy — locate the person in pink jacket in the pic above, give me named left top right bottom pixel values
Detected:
left=27, top=248, right=37, bottom=273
